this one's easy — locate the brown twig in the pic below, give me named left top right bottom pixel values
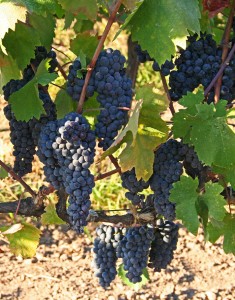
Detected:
left=0, top=159, right=36, bottom=198
left=214, top=0, right=235, bottom=103
left=108, top=155, right=122, bottom=175
left=126, top=36, right=140, bottom=88
left=160, top=73, right=175, bottom=115
left=87, top=209, right=156, bottom=226
left=0, top=197, right=45, bottom=217
left=57, top=62, right=68, bottom=80
left=77, top=0, right=123, bottom=113
left=50, top=82, right=66, bottom=90
left=94, top=167, right=121, bottom=181
left=204, top=42, right=235, bottom=96
left=52, top=46, right=72, bottom=60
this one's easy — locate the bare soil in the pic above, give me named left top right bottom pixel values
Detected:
left=0, top=223, right=234, bottom=300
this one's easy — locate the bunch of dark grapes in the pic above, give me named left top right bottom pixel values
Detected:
left=93, top=225, right=125, bottom=288
left=3, top=79, right=36, bottom=176
left=149, top=139, right=184, bottom=220
left=135, top=44, right=174, bottom=76
left=169, top=34, right=221, bottom=100
left=2, top=47, right=57, bottom=176
left=91, top=49, right=133, bottom=150
left=121, top=168, right=149, bottom=205
left=4, top=105, right=36, bottom=176
left=38, top=112, right=96, bottom=233
left=148, top=219, right=179, bottom=272
left=117, top=226, right=154, bottom=283
left=37, top=120, right=63, bottom=189
left=66, top=59, right=95, bottom=101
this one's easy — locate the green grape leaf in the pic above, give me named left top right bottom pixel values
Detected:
left=0, top=49, right=20, bottom=91
left=58, top=0, right=97, bottom=20
left=173, top=90, right=235, bottom=170
left=2, top=222, right=41, bottom=258
left=74, top=15, right=94, bottom=33
left=212, top=165, right=235, bottom=190
left=83, top=92, right=100, bottom=129
left=222, top=214, right=235, bottom=254
left=2, top=0, right=64, bottom=17
left=70, top=32, right=98, bottom=60
left=136, top=85, right=168, bottom=127
left=41, top=203, right=66, bottom=225
left=55, top=88, right=75, bottom=119
left=199, top=182, right=226, bottom=222
left=0, top=2, right=26, bottom=42
left=9, top=79, right=45, bottom=121
left=28, top=13, right=56, bottom=51
left=118, top=264, right=149, bottom=290
left=2, top=21, right=40, bottom=69
left=34, top=59, right=58, bottom=86
left=205, top=221, right=224, bottom=244
left=169, top=176, right=200, bottom=235
left=120, top=0, right=200, bottom=65
left=0, top=167, right=8, bottom=179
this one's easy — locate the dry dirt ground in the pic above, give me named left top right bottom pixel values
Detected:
left=0, top=223, right=234, bottom=300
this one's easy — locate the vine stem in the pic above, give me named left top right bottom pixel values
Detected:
left=77, top=0, right=123, bottom=113
left=214, top=0, right=235, bottom=103
left=57, top=62, right=68, bottom=80
left=94, top=167, right=121, bottom=181
left=0, top=159, right=36, bottom=198
left=160, top=72, right=175, bottom=115
left=204, top=42, right=235, bottom=96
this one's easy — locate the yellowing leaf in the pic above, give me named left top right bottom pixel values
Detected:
left=41, top=203, right=66, bottom=225
left=3, top=223, right=41, bottom=258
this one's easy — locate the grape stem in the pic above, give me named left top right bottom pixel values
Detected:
left=94, top=167, right=121, bottom=181
left=204, top=42, right=235, bottom=96
left=160, top=72, right=175, bottom=115
left=0, top=159, right=36, bottom=198
left=77, top=0, right=123, bottom=113
left=57, top=61, right=68, bottom=80
left=213, top=0, right=235, bottom=103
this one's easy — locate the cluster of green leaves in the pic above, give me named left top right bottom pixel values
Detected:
left=169, top=90, right=235, bottom=255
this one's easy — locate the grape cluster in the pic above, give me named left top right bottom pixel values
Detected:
left=3, top=47, right=57, bottom=176
left=149, top=139, right=184, bottom=220
left=66, top=49, right=133, bottom=150
left=92, top=49, right=133, bottom=150
left=3, top=79, right=35, bottom=176
left=135, top=44, right=174, bottom=76
left=148, top=219, right=179, bottom=272
left=121, top=168, right=149, bottom=205
left=117, top=226, right=154, bottom=283
left=4, top=105, right=36, bottom=176
left=67, top=59, right=95, bottom=101
left=169, top=34, right=221, bottom=100
left=38, top=112, right=96, bottom=233
left=93, top=225, right=125, bottom=288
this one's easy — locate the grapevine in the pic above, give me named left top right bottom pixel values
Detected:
left=0, top=0, right=235, bottom=293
